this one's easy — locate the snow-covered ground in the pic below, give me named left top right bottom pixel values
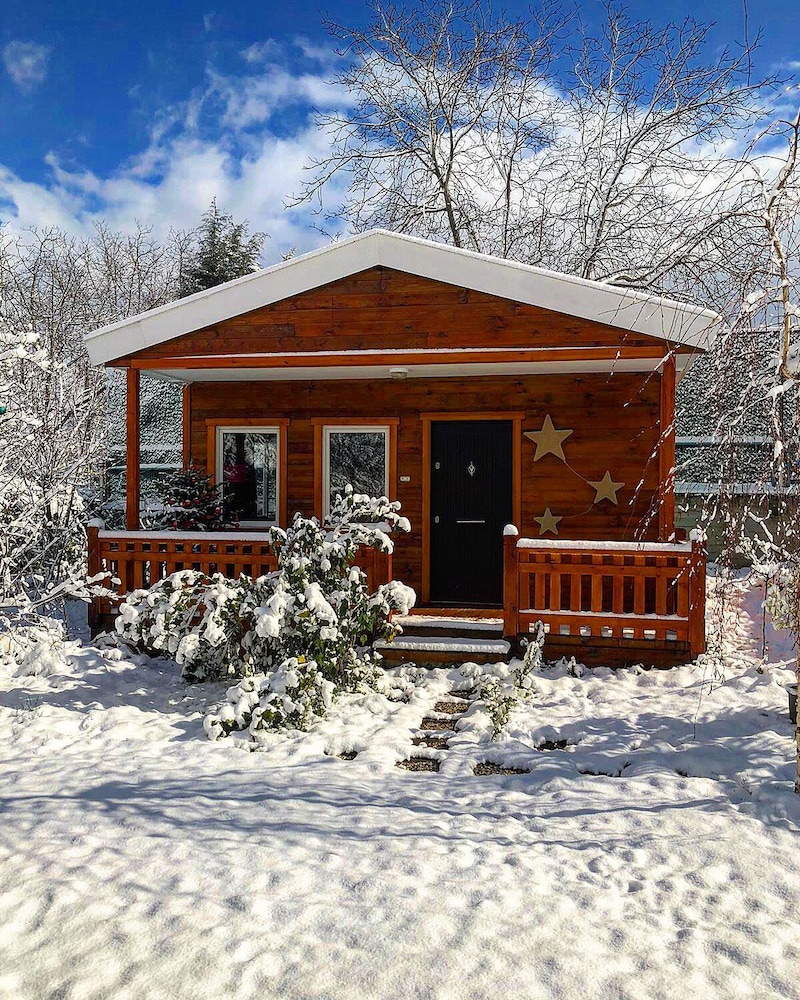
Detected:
left=1, top=578, right=798, bottom=1000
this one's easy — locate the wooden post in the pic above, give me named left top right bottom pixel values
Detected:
left=87, top=521, right=101, bottom=629
left=126, top=368, right=141, bottom=530
left=181, top=383, right=191, bottom=469
left=658, top=355, right=677, bottom=541
left=688, top=539, right=707, bottom=658
left=503, top=526, right=520, bottom=639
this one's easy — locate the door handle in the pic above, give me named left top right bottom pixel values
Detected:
left=456, top=519, right=486, bottom=524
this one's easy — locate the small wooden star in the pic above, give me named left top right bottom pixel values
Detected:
left=588, top=471, right=624, bottom=505
left=524, top=415, right=573, bottom=462
left=534, top=507, right=562, bottom=535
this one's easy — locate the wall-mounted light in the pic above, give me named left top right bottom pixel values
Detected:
left=388, top=367, right=409, bottom=380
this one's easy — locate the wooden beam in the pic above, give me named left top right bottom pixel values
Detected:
left=658, top=355, right=677, bottom=540
left=126, top=368, right=141, bottom=531
left=126, top=346, right=669, bottom=370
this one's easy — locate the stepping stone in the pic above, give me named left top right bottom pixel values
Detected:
left=420, top=718, right=455, bottom=731
left=433, top=700, right=469, bottom=715
left=446, top=688, right=476, bottom=699
left=412, top=736, right=449, bottom=749
left=473, top=762, right=530, bottom=776
left=396, top=757, right=440, bottom=772
left=338, top=751, right=358, bottom=761
left=536, top=739, right=568, bottom=751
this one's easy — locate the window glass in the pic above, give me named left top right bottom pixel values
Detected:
left=326, top=429, right=388, bottom=513
left=220, top=430, right=278, bottom=522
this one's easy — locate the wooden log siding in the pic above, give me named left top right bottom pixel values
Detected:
left=115, top=267, right=682, bottom=365
left=503, top=534, right=707, bottom=658
left=86, top=526, right=392, bottom=626
left=189, top=371, right=664, bottom=599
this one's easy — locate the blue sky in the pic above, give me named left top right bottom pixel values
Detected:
left=1, top=0, right=799, bottom=259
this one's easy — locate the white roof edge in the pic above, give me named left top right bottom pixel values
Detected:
left=84, top=228, right=721, bottom=366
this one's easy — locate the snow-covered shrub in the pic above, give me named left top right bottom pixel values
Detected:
left=117, top=489, right=415, bottom=729
left=116, top=570, right=278, bottom=682
left=765, top=566, right=800, bottom=636
left=514, top=621, right=546, bottom=690
left=0, top=612, right=69, bottom=677
left=480, top=676, right=517, bottom=738
left=462, top=621, right=547, bottom=739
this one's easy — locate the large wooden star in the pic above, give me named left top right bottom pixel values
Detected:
left=588, top=471, right=625, bottom=505
left=525, top=415, right=573, bottom=462
left=534, top=507, right=562, bottom=535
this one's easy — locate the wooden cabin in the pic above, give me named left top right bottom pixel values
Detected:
left=84, top=230, right=713, bottom=666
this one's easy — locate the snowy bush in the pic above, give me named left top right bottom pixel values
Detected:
left=462, top=622, right=547, bottom=739
left=0, top=612, right=70, bottom=678
left=765, top=567, right=800, bottom=636
left=116, top=490, right=416, bottom=731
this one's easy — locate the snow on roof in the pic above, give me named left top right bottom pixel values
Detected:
left=84, top=229, right=721, bottom=366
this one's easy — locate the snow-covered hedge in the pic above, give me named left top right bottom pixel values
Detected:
left=116, top=489, right=416, bottom=732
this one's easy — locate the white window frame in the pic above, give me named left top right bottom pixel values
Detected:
left=322, top=424, right=391, bottom=519
left=215, top=424, right=282, bottom=527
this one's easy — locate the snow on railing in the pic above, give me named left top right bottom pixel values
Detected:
left=87, top=525, right=391, bottom=626
left=502, top=528, right=706, bottom=658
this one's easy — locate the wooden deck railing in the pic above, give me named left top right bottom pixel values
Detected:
left=502, top=528, right=706, bottom=658
left=87, top=524, right=392, bottom=626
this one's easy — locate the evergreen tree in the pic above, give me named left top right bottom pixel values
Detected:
left=181, top=199, right=266, bottom=296
left=159, top=466, right=226, bottom=531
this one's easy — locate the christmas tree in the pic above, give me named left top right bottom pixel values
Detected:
left=160, top=466, right=226, bottom=531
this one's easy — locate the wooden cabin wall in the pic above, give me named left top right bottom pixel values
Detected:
left=189, top=371, right=662, bottom=596
left=123, top=267, right=671, bottom=360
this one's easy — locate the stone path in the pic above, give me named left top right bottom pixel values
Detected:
left=396, top=689, right=530, bottom=775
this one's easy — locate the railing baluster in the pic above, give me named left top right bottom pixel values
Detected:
left=501, top=535, right=706, bottom=659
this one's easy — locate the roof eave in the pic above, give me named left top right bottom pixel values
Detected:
left=84, top=229, right=720, bottom=366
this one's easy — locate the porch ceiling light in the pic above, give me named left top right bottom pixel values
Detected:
left=388, top=367, right=409, bottom=380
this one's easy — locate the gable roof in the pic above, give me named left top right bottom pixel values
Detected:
left=84, top=228, right=720, bottom=366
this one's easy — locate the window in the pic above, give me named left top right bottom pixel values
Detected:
left=215, top=426, right=281, bottom=525
left=322, top=425, right=391, bottom=518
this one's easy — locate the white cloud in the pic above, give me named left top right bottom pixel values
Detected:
left=0, top=51, right=351, bottom=261
left=241, top=40, right=283, bottom=64
left=2, top=40, right=51, bottom=92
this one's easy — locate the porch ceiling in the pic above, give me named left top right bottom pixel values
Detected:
left=141, top=355, right=691, bottom=383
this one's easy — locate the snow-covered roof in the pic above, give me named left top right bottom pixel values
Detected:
left=84, top=229, right=721, bottom=366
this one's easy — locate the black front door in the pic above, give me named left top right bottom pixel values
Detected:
left=429, top=420, right=513, bottom=606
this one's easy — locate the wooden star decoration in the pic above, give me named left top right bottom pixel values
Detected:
left=534, top=507, right=562, bottom=535
left=524, top=415, right=573, bottom=462
left=588, top=471, right=624, bottom=505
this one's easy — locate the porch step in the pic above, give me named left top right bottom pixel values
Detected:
left=376, top=633, right=510, bottom=666
left=393, top=615, right=504, bottom=640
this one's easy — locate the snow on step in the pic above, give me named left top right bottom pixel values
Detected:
left=393, top=615, right=503, bottom=632
left=377, top=636, right=510, bottom=654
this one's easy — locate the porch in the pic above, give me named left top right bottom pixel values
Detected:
left=88, top=524, right=706, bottom=666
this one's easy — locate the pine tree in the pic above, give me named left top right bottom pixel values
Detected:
left=160, top=466, right=226, bottom=531
left=181, top=199, right=266, bottom=296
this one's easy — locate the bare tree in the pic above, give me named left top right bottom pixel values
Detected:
left=0, top=222, right=190, bottom=604
left=547, top=7, right=770, bottom=301
left=297, top=1, right=773, bottom=303
left=295, top=0, right=564, bottom=257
